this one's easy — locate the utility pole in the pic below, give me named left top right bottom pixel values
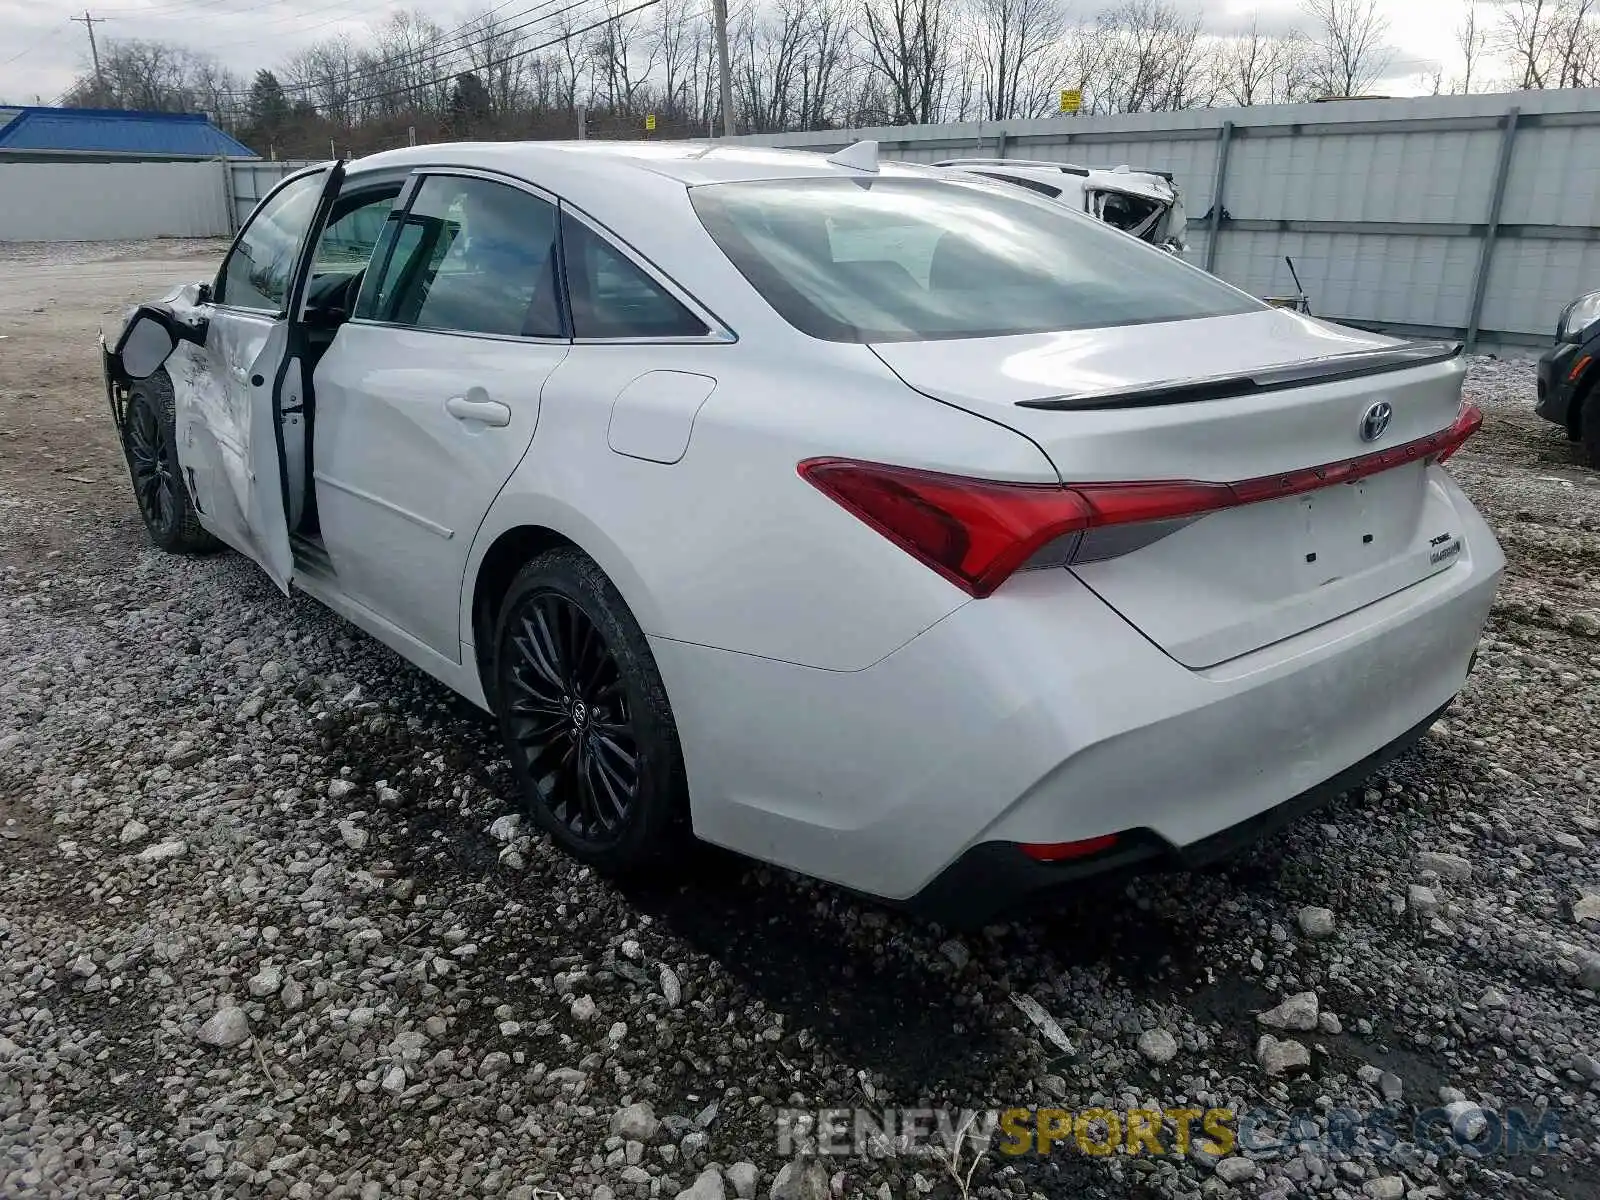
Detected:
left=69, top=11, right=109, bottom=101
left=710, top=0, right=733, bottom=138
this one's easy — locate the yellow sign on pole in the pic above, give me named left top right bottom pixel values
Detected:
left=645, top=113, right=658, bottom=132
left=1059, top=88, right=1082, bottom=114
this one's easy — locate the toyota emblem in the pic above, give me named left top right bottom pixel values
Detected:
left=1359, top=401, right=1393, bottom=443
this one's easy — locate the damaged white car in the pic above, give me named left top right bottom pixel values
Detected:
left=103, top=141, right=1500, bottom=924
left=935, top=158, right=1189, bottom=254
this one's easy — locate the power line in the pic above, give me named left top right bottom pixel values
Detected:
left=338, top=0, right=663, bottom=109
left=207, top=0, right=614, bottom=101
left=260, top=0, right=603, bottom=96
left=182, top=0, right=419, bottom=52
left=0, top=25, right=65, bottom=70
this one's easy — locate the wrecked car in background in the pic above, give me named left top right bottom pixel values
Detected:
left=935, top=158, right=1189, bottom=254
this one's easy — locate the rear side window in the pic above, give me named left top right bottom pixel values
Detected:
left=690, top=177, right=1258, bottom=343
left=218, top=171, right=325, bottom=312
left=561, top=212, right=707, bottom=339
left=367, top=176, right=562, bottom=339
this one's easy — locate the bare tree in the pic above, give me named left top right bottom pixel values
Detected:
left=1495, top=0, right=1599, bottom=89
left=857, top=0, right=952, bottom=125
left=732, top=0, right=809, bottom=132
left=1092, top=0, right=1211, bottom=114
left=549, top=6, right=591, bottom=111
left=587, top=0, right=659, bottom=113
left=1453, top=1, right=1486, bottom=92
left=795, top=0, right=854, bottom=128
left=1216, top=21, right=1316, bottom=105
left=61, top=38, right=243, bottom=116
left=282, top=37, right=358, bottom=127
left=465, top=11, right=531, bottom=116
left=651, top=0, right=700, bottom=116
left=1301, top=0, right=1393, bottom=97
left=969, top=0, right=1070, bottom=120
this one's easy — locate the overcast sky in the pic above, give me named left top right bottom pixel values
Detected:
left=0, top=0, right=1486, bottom=109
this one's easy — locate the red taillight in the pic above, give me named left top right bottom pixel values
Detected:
left=1020, top=835, right=1120, bottom=862
left=1432, top=403, right=1482, bottom=464
left=798, top=459, right=1094, bottom=598
left=800, top=404, right=1483, bottom=597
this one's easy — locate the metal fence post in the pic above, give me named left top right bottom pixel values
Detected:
left=1203, top=120, right=1234, bottom=274
left=992, top=128, right=1009, bottom=158
left=219, top=156, right=238, bottom=236
left=1465, top=106, right=1520, bottom=353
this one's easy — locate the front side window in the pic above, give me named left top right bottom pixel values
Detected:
left=217, top=171, right=326, bottom=312
left=314, top=186, right=401, bottom=276
left=366, top=175, right=562, bottom=339
left=561, top=212, right=708, bottom=339
left=308, top=184, right=403, bottom=317
left=690, top=177, right=1259, bottom=343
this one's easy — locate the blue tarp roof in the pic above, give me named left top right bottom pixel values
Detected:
left=0, top=107, right=256, bottom=158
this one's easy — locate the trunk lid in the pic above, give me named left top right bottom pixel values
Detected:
left=870, top=309, right=1472, bottom=668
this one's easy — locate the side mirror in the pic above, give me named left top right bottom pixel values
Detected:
left=119, top=313, right=178, bottom=380
left=112, top=304, right=209, bottom=381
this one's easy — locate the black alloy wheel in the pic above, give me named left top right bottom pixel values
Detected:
left=493, top=547, right=687, bottom=870
left=503, top=590, right=640, bottom=845
left=127, top=392, right=178, bottom=540
left=121, top=374, right=217, bottom=554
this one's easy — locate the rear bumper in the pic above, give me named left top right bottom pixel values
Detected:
left=904, top=699, right=1448, bottom=926
left=652, top=474, right=1503, bottom=911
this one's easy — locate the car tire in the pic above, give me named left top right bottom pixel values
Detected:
left=492, top=546, right=689, bottom=872
left=122, top=372, right=219, bottom=554
left=1582, top=388, right=1600, bottom=468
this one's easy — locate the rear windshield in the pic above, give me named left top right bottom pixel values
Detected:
left=689, top=176, right=1258, bottom=343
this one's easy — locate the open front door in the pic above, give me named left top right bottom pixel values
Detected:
left=169, top=162, right=345, bottom=594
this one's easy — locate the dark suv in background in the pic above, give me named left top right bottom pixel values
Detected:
left=1537, top=288, right=1600, bottom=466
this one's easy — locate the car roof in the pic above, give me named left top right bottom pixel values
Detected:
left=347, top=140, right=935, bottom=188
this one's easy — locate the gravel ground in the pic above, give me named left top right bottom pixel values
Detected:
left=2, top=243, right=1599, bottom=1200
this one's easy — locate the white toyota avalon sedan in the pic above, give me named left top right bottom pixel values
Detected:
left=102, top=140, right=1502, bottom=923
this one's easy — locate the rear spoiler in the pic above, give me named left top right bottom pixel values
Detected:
left=1017, top=341, right=1464, bottom=411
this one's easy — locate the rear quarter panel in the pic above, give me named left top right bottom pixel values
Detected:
left=463, top=338, right=1058, bottom=673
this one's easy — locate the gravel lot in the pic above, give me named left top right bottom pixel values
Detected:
left=2, top=240, right=1599, bottom=1200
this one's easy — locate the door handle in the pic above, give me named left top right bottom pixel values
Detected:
left=445, top=395, right=512, bottom=427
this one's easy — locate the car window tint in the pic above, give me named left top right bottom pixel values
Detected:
left=372, top=176, right=562, bottom=338
left=314, top=187, right=400, bottom=276
left=691, top=177, right=1259, bottom=343
left=218, top=172, right=326, bottom=312
left=308, top=185, right=402, bottom=320
left=561, top=212, right=707, bottom=339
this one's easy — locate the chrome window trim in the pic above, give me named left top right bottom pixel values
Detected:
left=340, top=317, right=570, bottom=349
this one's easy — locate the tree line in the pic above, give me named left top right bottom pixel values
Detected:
left=48, top=0, right=1600, bottom=159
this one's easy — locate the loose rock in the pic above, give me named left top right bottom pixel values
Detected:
left=1256, top=1035, right=1310, bottom=1076
left=1257, top=991, right=1319, bottom=1031
left=196, top=1007, right=250, bottom=1049
left=1297, top=906, right=1336, bottom=939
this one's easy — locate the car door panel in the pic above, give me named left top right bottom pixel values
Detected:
left=173, top=310, right=283, bottom=564
left=312, top=324, right=567, bottom=658
left=164, top=165, right=339, bottom=592
left=310, top=171, right=569, bottom=661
